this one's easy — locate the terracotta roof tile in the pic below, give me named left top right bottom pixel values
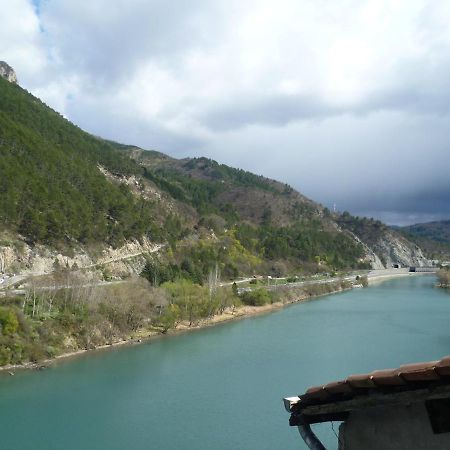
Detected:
left=398, top=361, right=440, bottom=381
left=370, top=369, right=406, bottom=386
left=300, top=385, right=328, bottom=402
left=435, top=357, right=450, bottom=376
left=289, top=355, right=450, bottom=418
left=347, top=373, right=377, bottom=389
left=323, top=380, right=353, bottom=395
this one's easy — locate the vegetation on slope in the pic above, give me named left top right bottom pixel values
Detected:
left=400, top=221, right=450, bottom=243
left=397, top=221, right=450, bottom=260
left=0, top=77, right=160, bottom=247
left=0, top=271, right=242, bottom=366
left=129, top=151, right=370, bottom=273
left=337, top=212, right=388, bottom=247
left=0, top=269, right=354, bottom=367
left=0, top=72, right=379, bottom=278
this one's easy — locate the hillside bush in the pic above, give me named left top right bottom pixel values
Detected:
left=241, top=288, right=272, bottom=306
left=0, top=307, right=19, bottom=335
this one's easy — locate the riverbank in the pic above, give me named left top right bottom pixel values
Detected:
left=0, top=282, right=352, bottom=373
left=0, top=271, right=435, bottom=374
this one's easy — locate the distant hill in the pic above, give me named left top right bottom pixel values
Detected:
left=0, top=69, right=430, bottom=279
left=396, top=221, right=450, bottom=260
left=399, top=221, right=450, bottom=243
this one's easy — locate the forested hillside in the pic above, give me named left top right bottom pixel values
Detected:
left=0, top=73, right=430, bottom=281
left=397, top=221, right=450, bottom=260
left=399, top=221, right=450, bottom=243
left=0, top=76, right=162, bottom=247
left=0, top=68, right=434, bottom=367
left=125, top=148, right=370, bottom=273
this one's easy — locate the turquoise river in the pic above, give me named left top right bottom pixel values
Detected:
left=0, top=275, right=448, bottom=449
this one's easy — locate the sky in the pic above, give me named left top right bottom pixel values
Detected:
left=2, top=0, right=450, bottom=225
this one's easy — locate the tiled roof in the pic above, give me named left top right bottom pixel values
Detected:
left=285, top=356, right=450, bottom=425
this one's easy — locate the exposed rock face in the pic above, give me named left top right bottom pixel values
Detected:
left=0, top=61, right=17, bottom=84
left=340, top=221, right=431, bottom=269
left=343, top=229, right=386, bottom=269
left=0, top=238, right=162, bottom=279
left=368, top=230, right=431, bottom=268
left=352, top=229, right=431, bottom=269
left=0, top=247, right=16, bottom=273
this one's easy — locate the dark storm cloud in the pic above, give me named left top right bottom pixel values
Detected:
left=342, top=186, right=450, bottom=222
left=203, top=68, right=450, bottom=132
left=320, top=164, right=450, bottom=225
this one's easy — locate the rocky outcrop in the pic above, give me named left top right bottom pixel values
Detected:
left=339, top=218, right=431, bottom=269
left=343, top=229, right=386, bottom=269
left=0, top=246, right=16, bottom=273
left=0, top=238, right=162, bottom=279
left=353, top=229, right=431, bottom=269
left=368, top=230, right=431, bottom=268
left=0, top=62, right=17, bottom=84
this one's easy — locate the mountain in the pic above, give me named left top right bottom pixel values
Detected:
left=0, top=67, right=430, bottom=281
left=399, top=221, right=450, bottom=243
left=396, top=221, right=450, bottom=261
left=0, top=64, right=435, bottom=367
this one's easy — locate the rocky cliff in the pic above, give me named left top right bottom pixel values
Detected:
left=0, top=236, right=162, bottom=279
left=366, top=229, right=431, bottom=269
left=337, top=215, right=431, bottom=269
left=0, top=61, right=17, bottom=84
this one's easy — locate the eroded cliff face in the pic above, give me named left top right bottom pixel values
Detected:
left=367, top=229, right=431, bottom=268
left=0, top=62, right=17, bottom=84
left=338, top=216, right=431, bottom=269
left=0, top=237, right=162, bottom=279
left=356, top=230, right=431, bottom=269
left=343, top=230, right=386, bottom=269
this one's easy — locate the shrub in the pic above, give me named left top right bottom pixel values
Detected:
left=0, top=344, right=12, bottom=365
left=0, top=307, right=19, bottom=335
left=340, top=279, right=353, bottom=290
left=158, top=304, right=181, bottom=333
left=360, top=275, right=369, bottom=288
left=241, top=288, right=272, bottom=306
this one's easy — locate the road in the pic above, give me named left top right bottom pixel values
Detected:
left=0, top=266, right=435, bottom=298
left=0, top=274, right=28, bottom=289
left=0, top=244, right=165, bottom=293
left=238, top=268, right=434, bottom=292
left=83, top=243, right=165, bottom=269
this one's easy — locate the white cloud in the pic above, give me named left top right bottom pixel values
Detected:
left=0, top=0, right=47, bottom=82
left=4, top=0, right=450, bottom=223
left=31, top=0, right=450, bottom=130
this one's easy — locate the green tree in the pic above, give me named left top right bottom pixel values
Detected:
left=241, top=288, right=272, bottom=306
left=0, top=307, right=19, bottom=335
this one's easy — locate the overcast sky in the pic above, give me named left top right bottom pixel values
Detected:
left=2, top=0, right=450, bottom=225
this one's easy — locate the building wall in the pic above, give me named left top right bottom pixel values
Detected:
left=339, top=402, right=450, bottom=450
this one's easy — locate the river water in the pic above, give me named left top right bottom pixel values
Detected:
left=0, top=275, right=448, bottom=450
